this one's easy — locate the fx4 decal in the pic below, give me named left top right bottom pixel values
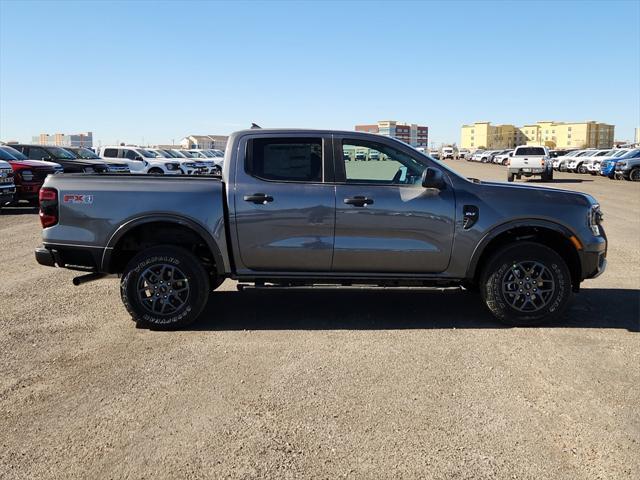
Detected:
left=63, top=194, right=94, bottom=204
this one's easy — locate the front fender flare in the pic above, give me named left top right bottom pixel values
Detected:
left=466, top=219, right=578, bottom=280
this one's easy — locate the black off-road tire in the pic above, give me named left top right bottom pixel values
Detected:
left=480, top=242, right=571, bottom=326
left=507, top=172, right=515, bottom=182
left=148, top=168, right=164, bottom=175
left=121, top=245, right=210, bottom=329
left=628, top=168, right=640, bottom=182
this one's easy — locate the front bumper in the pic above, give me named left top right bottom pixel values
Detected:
left=0, top=186, right=16, bottom=205
left=508, top=167, right=545, bottom=175
left=181, top=167, right=209, bottom=175
left=580, top=227, right=607, bottom=280
left=15, top=182, right=42, bottom=201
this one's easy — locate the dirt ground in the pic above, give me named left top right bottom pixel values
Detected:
left=1, top=161, right=638, bottom=479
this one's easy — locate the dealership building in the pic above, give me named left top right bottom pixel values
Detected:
left=460, top=121, right=614, bottom=150
left=355, top=120, right=429, bottom=148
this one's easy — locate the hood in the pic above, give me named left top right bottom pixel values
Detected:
left=476, top=180, right=596, bottom=207
left=9, top=159, right=62, bottom=169
left=59, top=158, right=107, bottom=167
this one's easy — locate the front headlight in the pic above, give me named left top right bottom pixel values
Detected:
left=185, top=162, right=196, bottom=167
left=84, top=166, right=95, bottom=173
left=165, top=163, right=177, bottom=170
left=20, top=169, right=33, bottom=181
left=588, top=204, right=603, bottom=236
left=616, top=162, right=627, bottom=168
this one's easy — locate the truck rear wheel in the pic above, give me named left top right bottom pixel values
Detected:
left=480, top=242, right=571, bottom=326
left=120, top=245, right=210, bottom=329
left=507, top=173, right=515, bottom=182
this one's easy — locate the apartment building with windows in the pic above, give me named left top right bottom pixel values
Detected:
left=33, top=131, right=93, bottom=148
left=355, top=120, right=429, bottom=148
left=461, top=121, right=614, bottom=150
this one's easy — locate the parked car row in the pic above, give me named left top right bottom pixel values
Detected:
left=0, top=142, right=226, bottom=205
left=552, top=148, right=640, bottom=180
left=464, top=145, right=640, bottom=182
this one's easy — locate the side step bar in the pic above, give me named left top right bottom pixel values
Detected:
left=72, top=272, right=106, bottom=286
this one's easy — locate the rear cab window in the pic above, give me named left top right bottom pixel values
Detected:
left=514, top=147, right=546, bottom=156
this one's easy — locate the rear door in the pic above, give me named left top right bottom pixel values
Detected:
left=232, top=134, right=335, bottom=272
left=332, top=136, right=455, bottom=273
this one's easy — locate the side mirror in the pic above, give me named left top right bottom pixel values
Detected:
left=421, top=167, right=445, bottom=189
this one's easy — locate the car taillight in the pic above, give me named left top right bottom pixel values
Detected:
left=39, top=187, right=58, bottom=228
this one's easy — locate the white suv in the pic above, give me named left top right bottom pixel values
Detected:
left=98, top=146, right=181, bottom=174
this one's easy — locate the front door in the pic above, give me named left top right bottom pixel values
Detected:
left=233, top=135, right=335, bottom=272
left=121, top=149, right=147, bottom=173
left=332, top=137, right=455, bottom=273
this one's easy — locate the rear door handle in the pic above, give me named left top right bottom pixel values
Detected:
left=344, top=196, right=374, bottom=207
left=244, top=193, right=274, bottom=204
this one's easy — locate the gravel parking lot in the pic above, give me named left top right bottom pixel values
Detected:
left=1, top=161, right=638, bottom=479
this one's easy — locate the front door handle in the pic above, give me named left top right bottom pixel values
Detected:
left=344, top=196, right=374, bottom=207
left=244, top=193, right=274, bottom=204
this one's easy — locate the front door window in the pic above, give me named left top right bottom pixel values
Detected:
left=342, top=141, right=426, bottom=186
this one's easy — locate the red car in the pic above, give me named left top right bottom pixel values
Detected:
left=0, top=146, right=63, bottom=205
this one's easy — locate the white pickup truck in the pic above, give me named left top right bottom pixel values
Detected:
left=507, top=145, right=553, bottom=182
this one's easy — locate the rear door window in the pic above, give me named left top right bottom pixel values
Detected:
left=28, top=147, right=49, bottom=160
left=246, top=137, right=323, bottom=182
left=103, top=148, right=118, bottom=158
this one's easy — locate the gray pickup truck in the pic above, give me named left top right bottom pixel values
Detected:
left=35, top=129, right=607, bottom=329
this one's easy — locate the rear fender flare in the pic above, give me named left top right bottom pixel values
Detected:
left=102, top=214, right=225, bottom=275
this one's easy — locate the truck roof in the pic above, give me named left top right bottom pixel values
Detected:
left=230, top=128, right=401, bottom=140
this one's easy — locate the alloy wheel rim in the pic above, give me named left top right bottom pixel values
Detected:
left=501, top=261, right=555, bottom=312
left=631, top=169, right=640, bottom=181
left=137, top=264, right=190, bottom=315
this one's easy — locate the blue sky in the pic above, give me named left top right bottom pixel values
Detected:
left=1, top=0, right=638, bottom=146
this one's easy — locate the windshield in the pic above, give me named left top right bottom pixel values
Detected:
left=139, top=149, right=158, bottom=158
left=179, top=151, right=195, bottom=158
left=613, top=150, right=629, bottom=157
left=161, top=149, right=179, bottom=158
left=0, top=148, right=17, bottom=160
left=0, top=146, right=27, bottom=160
left=47, top=147, right=77, bottom=159
left=149, top=150, right=167, bottom=158
left=74, top=148, right=101, bottom=159
left=595, top=150, right=612, bottom=156
left=619, top=149, right=640, bottom=159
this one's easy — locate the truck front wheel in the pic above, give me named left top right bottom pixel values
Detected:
left=480, top=242, right=571, bottom=326
left=120, top=245, right=210, bottom=329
